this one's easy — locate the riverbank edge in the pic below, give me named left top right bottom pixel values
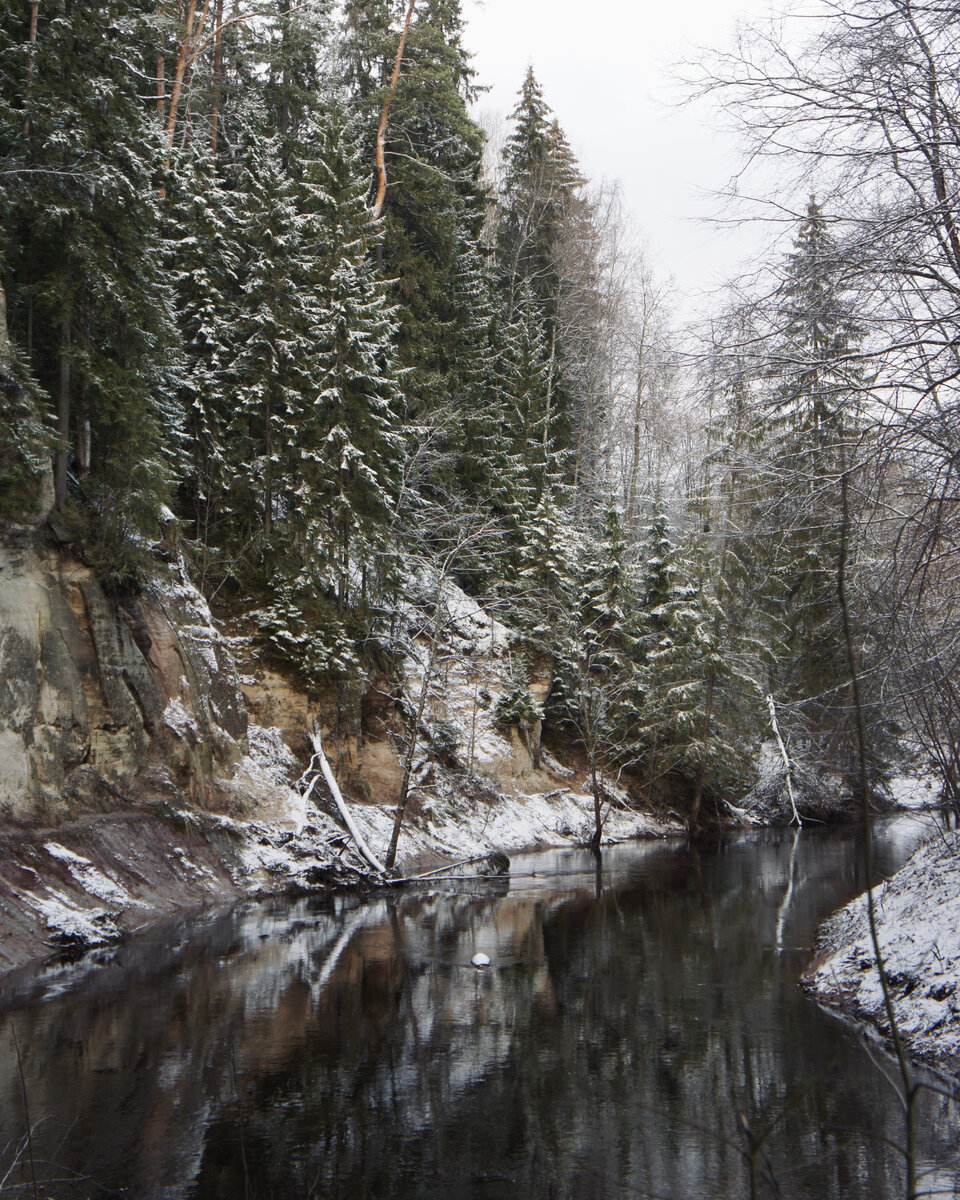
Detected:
left=802, top=825, right=960, bottom=1083
left=0, top=786, right=683, bottom=984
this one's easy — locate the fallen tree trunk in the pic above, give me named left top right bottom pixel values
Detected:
left=766, top=694, right=802, bottom=827
left=305, top=725, right=386, bottom=874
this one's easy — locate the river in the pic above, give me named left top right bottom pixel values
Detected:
left=0, top=816, right=957, bottom=1199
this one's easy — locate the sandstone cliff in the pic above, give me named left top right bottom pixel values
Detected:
left=0, top=539, right=669, bottom=977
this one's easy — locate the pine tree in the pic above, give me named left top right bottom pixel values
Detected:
left=343, top=0, right=488, bottom=421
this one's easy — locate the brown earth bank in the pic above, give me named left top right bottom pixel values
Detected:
left=0, top=534, right=685, bottom=980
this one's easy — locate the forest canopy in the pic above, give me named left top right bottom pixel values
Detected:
left=2, top=0, right=959, bottom=825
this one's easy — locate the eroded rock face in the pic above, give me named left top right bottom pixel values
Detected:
left=0, top=544, right=247, bottom=824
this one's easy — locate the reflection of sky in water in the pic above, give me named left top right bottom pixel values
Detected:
left=0, top=816, right=957, bottom=1200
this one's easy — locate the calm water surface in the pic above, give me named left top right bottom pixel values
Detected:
left=1, top=816, right=958, bottom=1199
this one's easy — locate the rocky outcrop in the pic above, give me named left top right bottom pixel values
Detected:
left=0, top=542, right=675, bottom=977
left=0, top=543, right=246, bottom=824
left=0, top=542, right=261, bottom=969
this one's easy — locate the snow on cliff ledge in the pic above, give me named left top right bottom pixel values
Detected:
left=805, top=829, right=960, bottom=1076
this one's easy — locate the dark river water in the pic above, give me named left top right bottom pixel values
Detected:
left=1, top=816, right=959, bottom=1200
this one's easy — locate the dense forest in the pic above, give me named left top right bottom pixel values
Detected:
left=2, top=0, right=959, bottom=828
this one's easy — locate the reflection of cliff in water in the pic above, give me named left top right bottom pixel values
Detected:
left=1, top=820, right=958, bottom=1200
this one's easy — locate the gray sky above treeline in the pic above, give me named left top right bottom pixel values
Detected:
left=462, top=0, right=781, bottom=319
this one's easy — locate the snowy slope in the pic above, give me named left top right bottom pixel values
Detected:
left=804, top=828, right=960, bottom=1077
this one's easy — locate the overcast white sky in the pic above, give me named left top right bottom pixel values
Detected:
left=461, top=0, right=782, bottom=320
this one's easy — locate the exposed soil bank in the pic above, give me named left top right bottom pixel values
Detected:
left=803, top=825, right=960, bottom=1080
left=0, top=538, right=680, bottom=978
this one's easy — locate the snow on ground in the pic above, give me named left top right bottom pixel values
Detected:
left=884, top=763, right=943, bottom=809
left=346, top=788, right=677, bottom=869
left=217, top=722, right=308, bottom=831
left=223, top=769, right=680, bottom=893
left=26, top=890, right=122, bottom=951
left=805, top=828, right=960, bottom=1075
left=43, top=843, right=134, bottom=906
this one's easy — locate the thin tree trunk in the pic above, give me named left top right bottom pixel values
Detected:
left=370, top=0, right=416, bottom=220
left=766, top=694, right=802, bottom=826
left=155, top=4, right=166, bottom=117
left=690, top=478, right=736, bottom=832
left=306, top=727, right=385, bottom=873
left=0, top=278, right=11, bottom=373
left=542, top=321, right=556, bottom=453
left=627, top=354, right=643, bottom=526
left=689, top=665, right=715, bottom=834
left=589, top=759, right=602, bottom=850
left=385, top=588, right=442, bottom=870
left=838, top=462, right=917, bottom=1200
left=55, top=308, right=71, bottom=510
left=263, top=391, right=272, bottom=539
left=209, top=0, right=224, bottom=163
left=23, top=2, right=39, bottom=137
left=163, top=0, right=213, bottom=172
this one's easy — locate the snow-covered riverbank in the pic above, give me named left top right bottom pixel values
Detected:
left=804, top=825, right=960, bottom=1079
left=1, top=742, right=681, bottom=978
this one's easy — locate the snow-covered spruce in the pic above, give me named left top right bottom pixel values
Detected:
left=804, top=829, right=960, bottom=1077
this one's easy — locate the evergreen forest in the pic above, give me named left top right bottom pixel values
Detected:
left=3, top=0, right=960, bottom=829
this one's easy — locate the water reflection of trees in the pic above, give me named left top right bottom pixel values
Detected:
left=0, top=824, right=958, bottom=1199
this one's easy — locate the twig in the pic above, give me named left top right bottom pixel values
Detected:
left=390, top=854, right=493, bottom=883
left=11, top=1026, right=38, bottom=1200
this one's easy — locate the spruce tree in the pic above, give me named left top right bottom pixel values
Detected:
left=224, top=124, right=316, bottom=556
left=497, top=67, right=587, bottom=456
left=636, top=511, right=756, bottom=817
left=547, top=503, right=641, bottom=846
left=292, top=105, right=406, bottom=614
left=165, top=151, right=242, bottom=582
left=761, top=197, right=867, bottom=770
left=261, top=105, right=407, bottom=689
left=0, top=0, right=182, bottom=581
